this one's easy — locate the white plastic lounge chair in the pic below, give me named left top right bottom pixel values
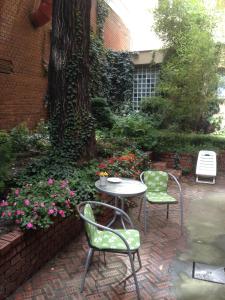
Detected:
left=196, top=150, right=217, bottom=184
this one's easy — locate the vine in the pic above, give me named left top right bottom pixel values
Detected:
left=49, top=6, right=94, bottom=161
left=96, top=0, right=109, bottom=39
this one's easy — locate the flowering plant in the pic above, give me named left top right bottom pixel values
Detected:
left=0, top=179, right=77, bottom=230
left=96, top=152, right=149, bottom=179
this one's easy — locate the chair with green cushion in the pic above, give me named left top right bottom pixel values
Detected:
left=139, top=170, right=183, bottom=234
left=77, top=201, right=142, bottom=300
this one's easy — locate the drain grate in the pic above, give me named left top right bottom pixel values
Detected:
left=192, top=262, right=225, bottom=284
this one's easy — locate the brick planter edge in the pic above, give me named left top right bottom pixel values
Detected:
left=0, top=215, right=82, bottom=299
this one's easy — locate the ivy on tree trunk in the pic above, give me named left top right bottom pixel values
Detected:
left=48, top=0, right=95, bottom=160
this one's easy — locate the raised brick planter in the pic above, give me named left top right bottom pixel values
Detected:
left=154, top=151, right=225, bottom=174
left=0, top=216, right=82, bottom=299
left=158, top=152, right=195, bottom=173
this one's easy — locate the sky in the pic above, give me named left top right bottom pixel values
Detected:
left=108, top=0, right=225, bottom=51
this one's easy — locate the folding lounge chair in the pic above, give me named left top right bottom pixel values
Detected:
left=196, top=150, right=217, bottom=184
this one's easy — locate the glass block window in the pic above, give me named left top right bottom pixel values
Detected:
left=133, top=64, right=160, bottom=111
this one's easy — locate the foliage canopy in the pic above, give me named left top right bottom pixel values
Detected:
left=154, top=0, right=220, bottom=132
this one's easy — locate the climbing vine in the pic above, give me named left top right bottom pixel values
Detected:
left=48, top=1, right=95, bottom=161
left=96, top=0, right=109, bottom=39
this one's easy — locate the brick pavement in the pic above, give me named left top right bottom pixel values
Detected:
left=8, top=175, right=221, bottom=300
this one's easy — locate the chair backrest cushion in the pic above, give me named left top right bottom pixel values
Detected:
left=144, top=171, right=168, bottom=192
left=84, top=204, right=97, bottom=242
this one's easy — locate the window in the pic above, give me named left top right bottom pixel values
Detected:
left=132, top=64, right=160, bottom=111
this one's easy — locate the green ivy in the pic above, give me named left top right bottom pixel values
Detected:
left=97, top=0, right=109, bottom=39
left=89, top=39, right=134, bottom=112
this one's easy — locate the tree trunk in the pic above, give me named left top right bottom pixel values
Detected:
left=48, top=0, right=95, bottom=161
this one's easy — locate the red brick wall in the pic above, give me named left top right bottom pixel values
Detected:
left=0, top=216, right=82, bottom=299
left=0, top=0, right=49, bottom=130
left=0, top=0, right=130, bottom=130
left=103, top=7, right=130, bottom=51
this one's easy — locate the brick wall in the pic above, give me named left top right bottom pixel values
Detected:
left=0, top=216, right=82, bottom=299
left=157, top=151, right=225, bottom=173
left=0, top=0, right=130, bottom=131
left=0, top=0, right=49, bottom=130
left=103, top=6, right=130, bottom=51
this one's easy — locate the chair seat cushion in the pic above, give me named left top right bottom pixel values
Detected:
left=146, top=191, right=177, bottom=203
left=91, top=229, right=140, bottom=251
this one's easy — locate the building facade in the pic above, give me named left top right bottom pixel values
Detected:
left=0, top=0, right=130, bottom=130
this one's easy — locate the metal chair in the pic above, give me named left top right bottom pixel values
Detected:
left=138, top=170, right=183, bottom=234
left=77, top=201, right=142, bottom=300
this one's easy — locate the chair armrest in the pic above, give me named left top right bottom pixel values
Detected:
left=79, top=200, right=134, bottom=228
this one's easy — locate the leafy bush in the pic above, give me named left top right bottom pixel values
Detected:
left=0, top=179, right=77, bottom=230
left=12, top=154, right=99, bottom=206
left=10, top=123, right=30, bottom=153
left=0, top=131, right=13, bottom=192
left=10, top=121, right=50, bottom=153
left=91, top=97, right=114, bottom=129
left=111, top=114, right=152, bottom=138
left=140, top=96, right=172, bottom=128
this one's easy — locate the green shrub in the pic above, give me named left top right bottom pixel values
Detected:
left=152, top=130, right=225, bottom=153
left=0, top=131, right=13, bottom=192
left=91, top=97, right=114, bottom=129
left=10, top=123, right=30, bottom=152
left=111, top=114, right=152, bottom=138
left=140, top=96, right=172, bottom=128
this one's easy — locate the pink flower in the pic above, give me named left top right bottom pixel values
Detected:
left=58, top=210, right=65, bottom=218
left=26, top=222, right=33, bottom=229
left=60, top=180, right=68, bottom=189
left=65, top=199, right=71, bottom=208
left=16, top=210, right=23, bottom=216
left=69, top=191, right=75, bottom=197
left=48, top=178, right=54, bottom=185
left=24, top=199, right=30, bottom=206
left=0, top=200, right=8, bottom=207
left=7, top=211, right=12, bottom=217
left=15, top=219, right=21, bottom=224
left=1, top=212, right=5, bottom=217
left=48, top=209, right=54, bottom=215
left=40, top=202, right=45, bottom=207
left=15, top=189, right=20, bottom=196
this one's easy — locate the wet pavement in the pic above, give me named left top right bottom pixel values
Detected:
left=8, top=174, right=225, bottom=299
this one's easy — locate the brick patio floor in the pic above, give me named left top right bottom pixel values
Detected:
left=8, top=175, right=225, bottom=300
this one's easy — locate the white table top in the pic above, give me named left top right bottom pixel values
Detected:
left=95, top=178, right=147, bottom=197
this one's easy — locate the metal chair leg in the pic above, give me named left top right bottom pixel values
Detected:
left=138, top=198, right=143, bottom=220
left=137, top=250, right=142, bottom=269
left=80, top=248, right=94, bottom=293
left=180, top=195, right=184, bottom=235
left=144, top=198, right=147, bottom=234
left=166, top=204, right=169, bottom=219
left=127, top=251, right=141, bottom=300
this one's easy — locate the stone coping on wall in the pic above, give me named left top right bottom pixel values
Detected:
left=0, top=215, right=82, bottom=300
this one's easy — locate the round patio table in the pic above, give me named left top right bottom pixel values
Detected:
left=95, top=178, right=147, bottom=228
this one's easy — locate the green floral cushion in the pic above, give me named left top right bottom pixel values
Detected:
left=84, top=204, right=140, bottom=251
left=146, top=191, right=177, bottom=203
left=84, top=204, right=98, bottom=243
left=144, top=171, right=168, bottom=192
left=91, top=229, right=140, bottom=251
